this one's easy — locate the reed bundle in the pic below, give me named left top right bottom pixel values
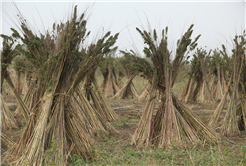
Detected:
left=113, top=55, right=139, bottom=99
left=128, top=24, right=218, bottom=148
left=1, top=36, right=20, bottom=130
left=2, top=6, right=119, bottom=165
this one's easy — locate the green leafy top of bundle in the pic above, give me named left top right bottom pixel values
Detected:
left=115, top=51, right=140, bottom=77
left=119, top=50, right=154, bottom=80
left=210, top=49, right=221, bottom=65
left=12, top=54, right=33, bottom=74
left=233, top=32, right=246, bottom=95
left=99, top=48, right=118, bottom=76
left=5, top=5, right=119, bottom=97
left=1, top=35, right=19, bottom=67
left=121, top=24, right=200, bottom=91
left=189, top=47, right=211, bottom=75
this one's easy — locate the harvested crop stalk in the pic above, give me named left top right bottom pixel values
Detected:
left=139, top=83, right=151, bottom=101
left=1, top=132, right=14, bottom=148
left=100, top=55, right=119, bottom=97
left=92, top=77, right=118, bottom=122
left=1, top=95, right=18, bottom=130
left=208, top=76, right=232, bottom=127
left=221, top=34, right=245, bottom=136
left=127, top=24, right=218, bottom=148
left=1, top=35, right=19, bottom=89
left=113, top=74, right=139, bottom=99
left=114, top=55, right=140, bottom=99
left=2, top=5, right=119, bottom=165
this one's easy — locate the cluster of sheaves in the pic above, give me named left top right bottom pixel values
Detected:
left=1, top=6, right=245, bottom=165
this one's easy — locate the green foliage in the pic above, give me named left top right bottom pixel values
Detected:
left=122, top=24, right=200, bottom=91
left=120, top=50, right=154, bottom=80
left=80, top=133, right=246, bottom=166
left=70, top=154, right=87, bottom=166
left=1, top=63, right=8, bottom=67
left=0, top=36, right=18, bottom=69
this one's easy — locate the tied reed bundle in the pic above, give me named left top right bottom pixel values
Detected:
left=126, top=24, right=218, bottom=148
left=2, top=5, right=119, bottom=165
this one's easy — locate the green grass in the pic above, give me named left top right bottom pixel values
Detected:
left=68, top=114, right=246, bottom=166
left=69, top=136, right=246, bottom=166
left=112, top=117, right=130, bottom=127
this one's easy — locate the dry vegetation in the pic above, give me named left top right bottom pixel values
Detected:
left=1, top=4, right=246, bottom=166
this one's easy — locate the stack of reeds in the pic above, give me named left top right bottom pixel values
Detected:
left=208, top=47, right=233, bottom=127
left=113, top=54, right=139, bottom=99
left=221, top=34, right=246, bottom=136
left=1, top=132, right=14, bottom=148
left=99, top=53, right=120, bottom=97
left=129, top=24, right=218, bottom=148
left=210, top=50, right=227, bottom=100
left=81, top=65, right=118, bottom=122
left=209, top=33, right=246, bottom=134
left=2, top=6, right=119, bottom=165
left=12, top=54, right=33, bottom=95
left=1, top=36, right=19, bottom=130
left=119, top=50, right=155, bottom=101
left=11, top=55, right=35, bottom=118
left=138, top=83, right=151, bottom=101
left=179, top=48, right=214, bottom=103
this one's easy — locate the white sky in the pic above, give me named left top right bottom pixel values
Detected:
left=1, top=0, right=245, bottom=56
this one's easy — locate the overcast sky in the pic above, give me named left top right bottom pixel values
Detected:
left=1, top=0, right=245, bottom=56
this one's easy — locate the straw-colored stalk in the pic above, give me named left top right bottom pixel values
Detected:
left=209, top=75, right=216, bottom=91
left=208, top=76, right=232, bottom=127
left=16, top=92, right=54, bottom=165
left=221, top=68, right=227, bottom=94
left=14, top=82, right=35, bottom=118
left=15, top=70, right=21, bottom=94
left=131, top=96, right=156, bottom=147
left=104, top=63, right=119, bottom=97
left=198, top=81, right=213, bottom=103
left=221, top=38, right=243, bottom=136
left=4, top=72, right=30, bottom=122
left=199, top=60, right=214, bottom=103
left=139, top=84, right=151, bottom=101
left=81, top=74, right=118, bottom=122
left=1, top=95, right=18, bottom=130
left=75, top=88, right=118, bottom=135
left=21, top=72, right=29, bottom=95
left=1, top=132, right=14, bottom=148
left=216, top=63, right=223, bottom=97
left=184, top=77, right=196, bottom=103
left=131, top=74, right=157, bottom=147
left=113, top=74, right=139, bottom=99
left=154, top=71, right=218, bottom=148
left=221, top=97, right=240, bottom=136
left=179, top=74, right=192, bottom=101
left=92, top=77, right=118, bottom=122
left=238, top=97, right=246, bottom=130
left=190, top=75, right=203, bottom=102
